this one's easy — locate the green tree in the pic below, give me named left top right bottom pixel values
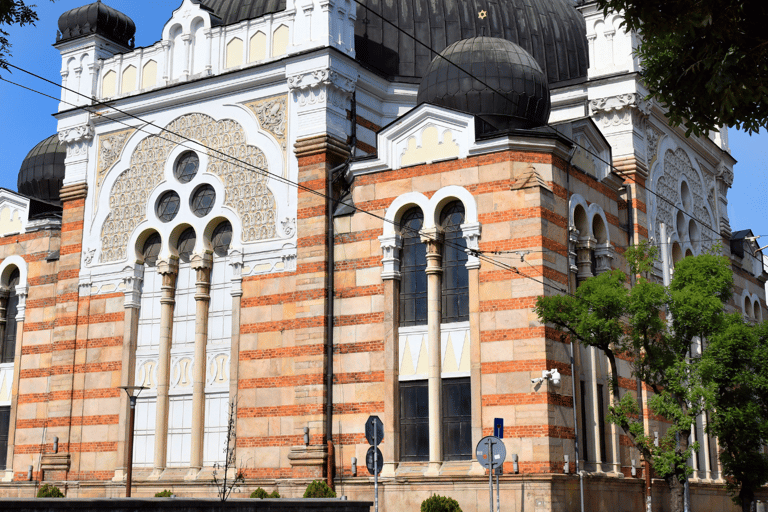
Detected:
left=0, top=1, right=54, bottom=71
left=595, top=0, right=768, bottom=136
left=700, top=316, right=768, bottom=512
left=535, top=244, right=733, bottom=512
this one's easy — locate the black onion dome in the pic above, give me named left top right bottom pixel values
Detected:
left=17, top=135, right=66, bottom=205
left=197, top=0, right=587, bottom=84
left=57, top=1, right=136, bottom=47
left=354, top=0, right=588, bottom=83
left=417, top=37, right=551, bottom=132
left=193, top=0, right=286, bottom=25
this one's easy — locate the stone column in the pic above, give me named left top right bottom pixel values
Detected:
left=590, top=347, right=603, bottom=472
left=151, top=259, right=178, bottom=478
left=422, top=228, right=443, bottom=476
left=181, top=34, right=193, bottom=80
left=701, top=409, right=712, bottom=480
left=378, top=234, right=401, bottom=477
left=462, top=223, right=486, bottom=476
left=227, top=250, right=243, bottom=474
left=188, top=253, right=212, bottom=478
left=2, top=285, right=26, bottom=482
left=576, top=238, right=596, bottom=285
left=113, top=266, right=143, bottom=482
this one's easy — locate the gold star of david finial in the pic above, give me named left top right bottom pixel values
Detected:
left=478, top=10, right=488, bottom=19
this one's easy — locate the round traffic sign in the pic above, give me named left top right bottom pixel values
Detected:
left=366, top=446, right=383, bottom=475
left=365, top=415, right=384, bottom=446
left=475, top=435, right=506, bottom=469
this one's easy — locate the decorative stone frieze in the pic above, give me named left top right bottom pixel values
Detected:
left=589, top=93, right=650, bottom=128
left=58, top=123, right=95, bottom=158
left=287, top=67, right=358, bottom=140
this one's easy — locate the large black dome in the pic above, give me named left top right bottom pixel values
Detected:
left=417, top=37, right=551, bottom=132
left=17, top=135, right=66, bottom=205
left=57, top=1, right=136, bottom=47
left=196, top=0, right=588, bottom=84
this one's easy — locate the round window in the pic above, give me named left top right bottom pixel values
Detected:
left=142, top=232, right=162, bottom=267
left=174, top=151, right=199, bottom=183
left=177, top=227, right=196, bottom=263
left=212, top=221, right=233, bottom=257
left=191, top=184, right=216, bottom=217
left=156, top=191, right=181, bottom=222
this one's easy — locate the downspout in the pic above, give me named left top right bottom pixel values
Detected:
left=326, top=92, right=356, bottom=488
left=566, top=150, right=585, bottom=512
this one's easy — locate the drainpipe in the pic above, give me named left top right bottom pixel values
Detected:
left=566, top=150, right=585, bottom=512
left=326, top=92, right=356, bottom=488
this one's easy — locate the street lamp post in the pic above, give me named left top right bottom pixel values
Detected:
left=119, top=385, right=147, bottom=498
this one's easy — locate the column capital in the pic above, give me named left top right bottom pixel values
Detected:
left=156, top=258, right=179, bottom=276
left=122, top=264, right=144, bottom=309
left=461, top=222, right=481, bottom=270
left=379, top=233, right=403, bottom=280
left=190, top=252, right=213, bottom=271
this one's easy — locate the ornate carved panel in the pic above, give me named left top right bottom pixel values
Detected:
left=244, top=94, right=288, bottom=160
left=100, top=113, right=277, bottom=262
left=96, top=127, right=135, bottom=203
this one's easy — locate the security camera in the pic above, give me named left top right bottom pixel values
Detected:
left=551, top=369, right=561, bottom=386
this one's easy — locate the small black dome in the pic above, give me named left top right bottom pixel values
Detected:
left=56, top=1, right=136, bottom=48
left=417, top=37, right=551, bottom=132
left=17, top=135, right=66, bottom=205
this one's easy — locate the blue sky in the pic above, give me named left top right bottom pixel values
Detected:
left=1, top=0, right=767, bottom=242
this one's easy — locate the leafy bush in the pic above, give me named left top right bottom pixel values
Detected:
left=303, top=480, right=336, bottom=498
left=154, top=490, right=174, bottom=497
left=421, top=495, right=462, bottom=512
left=250, top=488, right=269, bottom=499
left=37, top=484, right=64, bottom=498
left=269, top=490, right=281, bottom=498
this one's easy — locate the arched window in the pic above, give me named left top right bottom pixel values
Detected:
left=399, top=208, right=427, bottom=326
left=204, top=220, right=233, bottom=465
left=1, top=268, right=20, bottom=363
left=440, top=201, right=468, bottom=323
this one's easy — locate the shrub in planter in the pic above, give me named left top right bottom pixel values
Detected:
left=154, top=490, right=174, bottom=497
left=421, top=494, right=462, bottom=512
left=303, top=480, right=336, bottom=498
left=250, top=488, right=269, bottom=499
left=37, top=484, right=64, bottom=498
left=269, top=490, right=281, bottom=498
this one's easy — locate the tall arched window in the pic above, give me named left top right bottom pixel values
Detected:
left=440, top=201, right=468, bottom=323
left=204, top=220, right=233, bottom=465
left=168, top=227, right=197, bottom=467
left=399, top=208, right=427, bottom=326
left=1, top=268, right=19, bottom=363
left=134, top=233, right=162, bottom=466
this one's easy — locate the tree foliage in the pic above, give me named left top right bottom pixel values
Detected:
left=303, top=480, right=336, bottom=498
left=0, top=1, right=53, bottom=71
left=700, top=316, right=768, bottom=512
left=36, top=484, right=64, bottom=498
left=595, top=0, right=768, bottom=136
left=420, top=494, right=462, bottom=512
left=535, top=244, right=733, bottom=512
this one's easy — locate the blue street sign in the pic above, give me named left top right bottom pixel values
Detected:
left=494, top=418, right=504, bottom=438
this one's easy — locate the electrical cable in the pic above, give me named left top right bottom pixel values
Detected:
left=348, top=0, right=728, bottom=242
left=1, top=69, right=570, bottom=297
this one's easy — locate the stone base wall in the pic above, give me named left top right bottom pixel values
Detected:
left=1, top=476, right=762, bottom=512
